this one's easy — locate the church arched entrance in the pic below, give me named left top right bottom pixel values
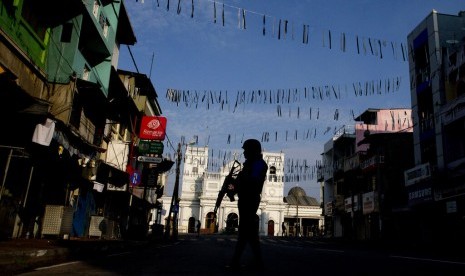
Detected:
left=188, top=217, right=196, bottom=233
left=268, top=220, right=275, bottom=236
left=206, top=212, right=216, bottom=233
left=226, top=213, right=238, bottom=233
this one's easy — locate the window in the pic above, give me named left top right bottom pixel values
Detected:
left=269, top=166, right=277, bottom=182
left=99, top=13, right=109, bottom=38
left=93, top=0, right=100, bottom=18
left=61, top=23, right=73, bottom=43
left=102, top=18, right=109, bottom=38
left=21, top=0, right=47, bottom=40
left=69, top=92, right=82, bottom=129
left=82, top=66, right=90, bottom=80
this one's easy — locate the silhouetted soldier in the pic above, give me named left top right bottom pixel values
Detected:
left=227, top=139, right=268, bottom=271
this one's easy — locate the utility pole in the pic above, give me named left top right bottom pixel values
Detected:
left=165, top=142, right=181, bottom=240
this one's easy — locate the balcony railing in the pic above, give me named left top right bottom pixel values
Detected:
left=344, top=151, right=367, bottom=172
left=360, top=155, right=384, bottom=170
left=333, top=125, right=355, bottom=140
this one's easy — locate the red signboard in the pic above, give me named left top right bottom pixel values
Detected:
left=139, top=116, right=167, bottom=140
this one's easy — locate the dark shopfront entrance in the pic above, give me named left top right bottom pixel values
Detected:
left=286, top=218, right=320, bottom=237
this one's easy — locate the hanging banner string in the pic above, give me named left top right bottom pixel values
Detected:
left=165, top=76, right=402, bottom=110
left=145, top=0, right=408, bottom=61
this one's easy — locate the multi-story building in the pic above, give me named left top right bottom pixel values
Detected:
left=319, top=125, right=357, bottom=238
left=0, top=0, right=164, bottom=240
left=161, top=145, right=323, bottom=237
left=319, top=108, right=413, bottom=240
left=406, top=10, right=465, bottom=243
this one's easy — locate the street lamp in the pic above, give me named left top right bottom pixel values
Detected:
left=165, top=142, right=182, bottom=240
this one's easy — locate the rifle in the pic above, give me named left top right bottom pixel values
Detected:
left=213, top=160, right=241, bottom=219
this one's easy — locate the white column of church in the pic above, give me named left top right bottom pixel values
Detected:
left=178, top=205, right=183, bottom=232
left=220, top=206, right=224, bottom=231
left=199, top=205, right=203, bottom=224
left=259, top=208, right=265, bottom=235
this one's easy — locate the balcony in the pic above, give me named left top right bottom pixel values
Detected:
left=344, top=151, right=367, bottom=172
left=333, top=125, right=355, bottom=140
left=317, top=164, right=334, bottom=181
left=442, top=95, right=465, bottom=126
left=79, top=1, right=116, bottom=66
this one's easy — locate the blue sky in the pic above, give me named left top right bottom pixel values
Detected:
left=119, top=0, right=464, bottom=199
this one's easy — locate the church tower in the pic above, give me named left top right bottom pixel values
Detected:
left=181, top=145, right=209, bottom=200
left=262, top=152, right=285, bottom=203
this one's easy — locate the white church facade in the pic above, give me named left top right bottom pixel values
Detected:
left=159, top=145, right=323, bottom=237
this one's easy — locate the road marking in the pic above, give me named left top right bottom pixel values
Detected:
left=30, top=249, right=47, bottom=257
left=35, top=261, right=82, bottom=270
left=315, top=248, right=345, bottom=253
left=108, top=251, right=131, bottom=257
left=390, top=255, right=465, bottom=265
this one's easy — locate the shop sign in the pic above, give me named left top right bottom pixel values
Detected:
left=345, top=195, right=360, bottom=213
left=137, top=156, right=162, bottom=163
left=446, top=200, right=457, bottom=214
left=139, top=116, right=167, bottom=140
left=107, top=183, right=127, bottom=192
left=130, top=171, right=141, bottom=186
left=362, top=191, right=378, bottom=214
left=404, top=163, right=431, bottom=186
left=143, top=167, right=158, bottom=188
left=407, top=181, right=433, bottom=207
left=325, top=202, right=333, bottom=216
left=344, top=197, right=352, bottom=212
left=139, top=140, right=164, bottom=155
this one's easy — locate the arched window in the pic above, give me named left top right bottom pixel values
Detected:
left=269, top=166, right=277, bottom=182
left=226, top=213, right=239, bottom=233
left=206, top=212, right=216, bottom=234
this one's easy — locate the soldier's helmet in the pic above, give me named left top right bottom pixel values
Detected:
left=242, top=139, right=262, bottom=154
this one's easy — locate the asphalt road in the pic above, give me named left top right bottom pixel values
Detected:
left=19, top=235, right=465, bottom=275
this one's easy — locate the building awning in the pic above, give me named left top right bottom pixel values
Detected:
left=1, top=68, right=52, bottom=146
left=0, top=72, right=51, bottom=116
left=107, top=67, right=140, bottom=124
left=75, top=78, right=107, bottom=123
left=96, top=161, right=129, bottom=187
left=156, top=159, right=175, bottom=173
left=115, top=1, right=137, bottom=45
left=54, top=120, right=106, bottom=156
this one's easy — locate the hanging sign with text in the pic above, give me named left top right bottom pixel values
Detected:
left=139, top=116, right=167, bottom=140
left=138, top=140, right=164, bottom=155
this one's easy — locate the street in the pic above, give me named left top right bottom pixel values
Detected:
left=19, top=234, right=465, bottom=275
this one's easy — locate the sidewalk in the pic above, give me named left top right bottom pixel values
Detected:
left=0, top=237, right=154, bottom=275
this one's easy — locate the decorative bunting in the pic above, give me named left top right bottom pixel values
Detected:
left=166, top=76, right=402, bottom=111
left=145, top=0, right=407, bottom=62
left=139, top=0, right=413, bottom=184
